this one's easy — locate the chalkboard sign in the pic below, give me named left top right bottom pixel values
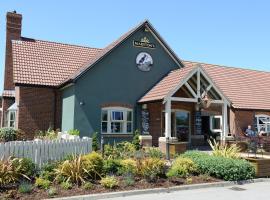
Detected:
left=141, top=109, right=150, bottom=134
left=195, top=111, right=202, bottom=135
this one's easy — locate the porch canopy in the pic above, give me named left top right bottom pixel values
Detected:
left=139, top=64, right=231, bottom=141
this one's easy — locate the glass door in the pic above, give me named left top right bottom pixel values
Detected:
left=161, top=110, right=190, bottom=141
left=175, top=111, right=190, bottom=141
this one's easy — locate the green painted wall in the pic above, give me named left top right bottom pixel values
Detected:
left=62, top=25, right=180, bottom=139
left=61, top=85, right=75, bottom=132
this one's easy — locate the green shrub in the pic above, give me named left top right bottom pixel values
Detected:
left=132, top=130, right=141, bottom=150
left=123, top=175, right=135, bottom=187
left=39, top=162, right=59, bottom=181
left=82, top=152, right=103, bottom=179
left=0, top=127, right=17, bottom=142
left=182, top=151, right=255, bottom=181
left=92, top=132, right=99, bottom=151
left=167, top=157, right=198, bottom=178
left=100, top=176, right=119, bottom=189
left=18, top=182, right=33, bottom=193
left=60, top=181, right=72, bottom=190
left=12, top=158, right=36, bottom=178
left=0, top=157, right=30, bottom=186
left=120, top=159, right=137, bottom=175
left=103, top=159, right=121, bottom=175
left=104, top=142, right=136, bottom=159
left=35, top=177, right=51, bottom=189
left=47, top=187, right=58, bottom=197
left=82, top=182, right=93, bottom=190
left=144, top=147, right=164, bottom=159
left=68, top=129, right=80, bottom=136
left=55, top=155, right=88, bottom=185
left=138, top=158, right=165, bottom=182
left=35, top=129, right=58, bottom=140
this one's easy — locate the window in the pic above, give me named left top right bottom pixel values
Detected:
left=210, top=115, right=222, bottom=133
left=255, top=115, right=270, bottom=133
left=6, top=103, right=17, bottom=128
left=101, top=107, right=133, bottom=134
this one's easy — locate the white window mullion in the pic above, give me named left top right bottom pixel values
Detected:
left=108, top=110, right=111, bottom=133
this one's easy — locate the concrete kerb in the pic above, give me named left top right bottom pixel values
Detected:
left=49, top=178, right=270, bottom=200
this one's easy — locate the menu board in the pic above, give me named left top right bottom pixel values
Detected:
left=195, top=111, right=202, bottom=135
left=141, top=109, right=150, bottom=134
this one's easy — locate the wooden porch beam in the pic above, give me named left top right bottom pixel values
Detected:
left=171, top=97, right=198, bottom=102
left=184, top=82, right=197, bottom=98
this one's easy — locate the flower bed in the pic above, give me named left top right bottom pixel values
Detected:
left=0, top=140, right=256, bottom=199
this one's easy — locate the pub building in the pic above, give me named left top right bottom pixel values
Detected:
left=1, top=11, right=270, bottom=152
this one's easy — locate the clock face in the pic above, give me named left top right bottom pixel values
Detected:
left=136, top=52, right=153, bottom=72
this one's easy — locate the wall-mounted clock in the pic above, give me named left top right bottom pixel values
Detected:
left=136, top=52, right=153, bottom=72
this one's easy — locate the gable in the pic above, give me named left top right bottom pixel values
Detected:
left=139, top=65, right=230, bottom=106
left=66, top=20, right=183, bottom=84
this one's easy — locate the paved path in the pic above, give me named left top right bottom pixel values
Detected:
left=105, top=181, right=270, bottom=200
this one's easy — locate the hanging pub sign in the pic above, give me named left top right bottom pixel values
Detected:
left=195, top=111, right=202, bottom=135
left=141, top=109, right=150, bottom=134
left=133, top=37, right=156, bottom=49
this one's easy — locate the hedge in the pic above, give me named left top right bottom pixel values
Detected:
left=182, top=151, right=255, bottom=181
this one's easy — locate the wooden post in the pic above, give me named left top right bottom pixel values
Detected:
left=197, top=70, right=200, bottom=98
left=222, top=102, right=228, bottom=143
left=165, top=98, right=171, bottom=138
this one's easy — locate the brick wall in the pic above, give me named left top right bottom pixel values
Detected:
left=1, top=12, right=22, bottom=128
left=0, top=98, right=2, bottom=127
left=17, top=86, right=61, bottom=139
left=231, top=109, right=270, bottom=135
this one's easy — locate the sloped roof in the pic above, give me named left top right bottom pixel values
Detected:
left=138, top=66, right=195, bottom=103
left=12, top=20, right=183, bottom=87
left=12, top=37, right=102, bottom=87
left=2, top=90, right=15, bottom=97
left=185, top=61, right=270, bottom=110
left=139, top=61, right=270, bottom=110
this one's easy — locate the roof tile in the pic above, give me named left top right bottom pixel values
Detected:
left=12, top=38, right=102, bottom=87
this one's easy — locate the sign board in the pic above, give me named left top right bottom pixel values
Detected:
left=133, top=37, right=156, bottom=49
left=195, top=111, right=202, bottom=135
left=141, top=109, right=150, bottom=134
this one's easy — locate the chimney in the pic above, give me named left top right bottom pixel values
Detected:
left=3, top=11, right=22, bottom=90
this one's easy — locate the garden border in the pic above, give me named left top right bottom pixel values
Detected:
left=49, top=178, right=270, bottom=200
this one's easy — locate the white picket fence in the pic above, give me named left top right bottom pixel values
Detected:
left=0, top=138, right=92, bottom=167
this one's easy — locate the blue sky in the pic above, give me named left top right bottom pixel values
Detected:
left=0, top=0, right=270, bottom=92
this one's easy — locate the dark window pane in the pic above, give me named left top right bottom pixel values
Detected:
left=102, top=110, right=108, bottom=121
left=112, top=111, right=123, bottom=121
left=111, top=122, right=123, bottom=133
left=127, top=122, right=132, bottom=133
left=102, top=122, right=107, bottom=133
left=212, top=118, right=221, bottom=129
left=127, top=111, right=132, bottom=121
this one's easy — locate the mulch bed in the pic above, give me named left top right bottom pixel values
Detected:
left=0, top=176, right=220, bottom=200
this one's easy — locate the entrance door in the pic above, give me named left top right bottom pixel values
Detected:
left=175, top=111, right=190, bottom=141
left=201, top=116, right=210, bottom=139
left=162, top=110, right=190, bottom=142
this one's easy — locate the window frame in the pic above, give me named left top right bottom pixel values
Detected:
left=101, top=107, right=133, bottom=134
left=255, top=114, right=270, bottom=133
left=210, top=115, right=222, bottom=133
left=7, top=110, right=16, bottom=128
